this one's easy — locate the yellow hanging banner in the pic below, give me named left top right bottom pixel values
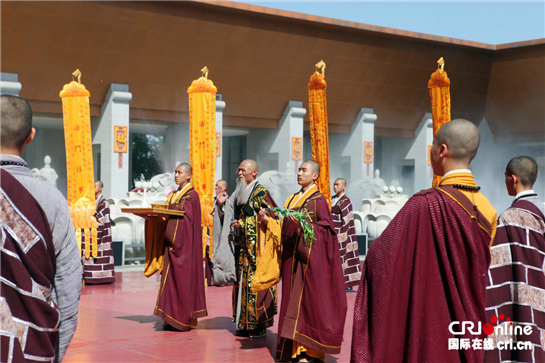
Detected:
left=188, top=67, right=217, bottom=258
left=60, top=70, right=98, bottom=258
left=428, top=58, right=451, bottom=187
left=308, top=61, right=332, bottom=208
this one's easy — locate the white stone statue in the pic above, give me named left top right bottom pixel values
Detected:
left=148, top=172, right=177, bottom=193
left=356, top=179, right=410, bottom=241
left=31, top=155, right=58, bottom=188
left=259, top=162, right=296, bottom=204
left=107, top=178, right=172, bottom=265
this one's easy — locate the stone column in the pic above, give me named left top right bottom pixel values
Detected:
left=270, top=101, right=306, bottom=185
left=164, top=123, right=190, bottom=173
left=342, top=108, right=377, bottom=181
left=0, top=73, right=22, bottom=96
left=405, top=114, right=433, bottom=192
left=92, top=84, right=132, bottom=199
left=215, top=99, right=225, bottom=180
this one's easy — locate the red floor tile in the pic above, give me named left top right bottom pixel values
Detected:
left=63, top=270, right=357, bottom=363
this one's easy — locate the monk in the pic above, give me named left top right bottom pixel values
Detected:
left=331, top=178, right=361, bottom=291
left=154, top=163, right=207, bottom=331
left=229, top=159, right=278, bottom=338
left=261, top=160, right=347, bottom=362
left=485, top=156, right=545, bottom=363
left=206, top=179, right=235, bottom=286
left=1, top=94, right=81, bottom=361
left=1, top=170, right=61, bottom=362
left=81, top=180, right=115, bottom=284
left=351, top=119, right=497, bottom=362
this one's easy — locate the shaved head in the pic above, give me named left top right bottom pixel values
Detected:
left=335, top=178, right=347, bottom=186
left=95, top=180, right=104, bottom=188
left=302, top=159, right=320, bottom=176
left=216, top=179, right=227, bottom=188
left=177, top=163, right=192, bottom=174
left=506, top=156, right=538, bottom=187
left=434, top=119, right=480, bottom=163
left=1, top=95, right=33, bottom=150
left=241, top=159, right=258, bottom=172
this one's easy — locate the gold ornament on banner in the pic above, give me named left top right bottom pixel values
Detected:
left=428, top=57, right=451, bottom=187
left=60, top=70, right=98, bottom=259
left=188, top=66, right=217, bottom=258
left=308, top=60, right=332, bottom=208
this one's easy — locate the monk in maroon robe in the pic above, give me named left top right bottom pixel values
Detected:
left=331, top=178, right=361, bottom=290
left=486, top=156, right=545, bottom=363
left=262, top=160, right=347, bottom=362
left=1, top=169, right=60, bottom=362
left=81, top=180, right=115, bottom=284
left=351, top=119, right=497, bottom=362
left=154, top=163, right=207, bottom=331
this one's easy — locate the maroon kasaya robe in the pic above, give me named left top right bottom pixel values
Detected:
left=331, top=194, right=362, bottom=288
left=485, top=199, right=545, bottom=363
left=351, top=186, right=492, bottom=363
left=154, top=187, right=207, bottom=330
left=276, top=191, right=348, bottom=360
left=82, top=194, right=115, bottom=284
left=1, top=169, right=60, bottom=362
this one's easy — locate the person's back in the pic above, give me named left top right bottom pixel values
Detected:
left=0, top=95, right=82, bottom=361
left=1, top=170, right=61, bottom=362
left=351, top=119, right=497, bottom=363
left=485, top=156, right=545, bottom=363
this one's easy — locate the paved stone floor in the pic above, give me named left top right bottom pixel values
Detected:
left=63, top=270, right=357, bottom=363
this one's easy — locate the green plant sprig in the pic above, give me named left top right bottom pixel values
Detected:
left=268, top=207, right=316, bottom=246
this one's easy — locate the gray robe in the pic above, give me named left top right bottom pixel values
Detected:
left=208, top=196, right=236, bottom=285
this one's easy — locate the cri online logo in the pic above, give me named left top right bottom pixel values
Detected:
left=449, top=314, right=533, bottom=336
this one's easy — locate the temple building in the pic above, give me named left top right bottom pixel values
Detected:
left=1, top=1, right=543, bottom=213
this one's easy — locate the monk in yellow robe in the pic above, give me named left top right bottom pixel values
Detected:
left=259, top=159, right=347, bottom=362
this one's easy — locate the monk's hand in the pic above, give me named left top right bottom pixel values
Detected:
left=258, top=208, right=269, bottom=223
left=217, top=191, right=227, bottom=206
left=289, top=214, right=302, bottom=230
left=231, top=219, right=242, bottom=231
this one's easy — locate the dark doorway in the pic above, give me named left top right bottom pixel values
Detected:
left=222, top=135, right=247, bottom=195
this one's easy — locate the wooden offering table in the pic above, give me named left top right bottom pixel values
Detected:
left=121, top=205, right=185, bottom=277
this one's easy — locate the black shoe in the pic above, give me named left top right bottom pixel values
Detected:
left=235, top=329, right=249, bottom=337
left=163, top=323, right=182, bottom=332
left=248, top=328, right=267, bottom=339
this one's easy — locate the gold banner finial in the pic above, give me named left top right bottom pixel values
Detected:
left=201, top=66, right=209, bottom=79
left=437, top=57, right=445, bottom=73
left=315, top=60, right=326, bottom=78
left=72, top=69, right=82, bottom=84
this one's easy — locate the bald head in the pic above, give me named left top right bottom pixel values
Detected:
left=238, top=159, right=258, bottom=183
left=216, top=179, right=227, bottom=189
left=335, top=178, right=347, bottom=186
left=302, top=159, right=320, bottom=176
left=1, top=95, right=33, bottom=150
left=241, top=159, right=258, bottom=173
left=506, top=156, right=538, bottom=187
left=177, top=163, right=192, bottom=174
left=434, top=119, right=480, bottom=163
